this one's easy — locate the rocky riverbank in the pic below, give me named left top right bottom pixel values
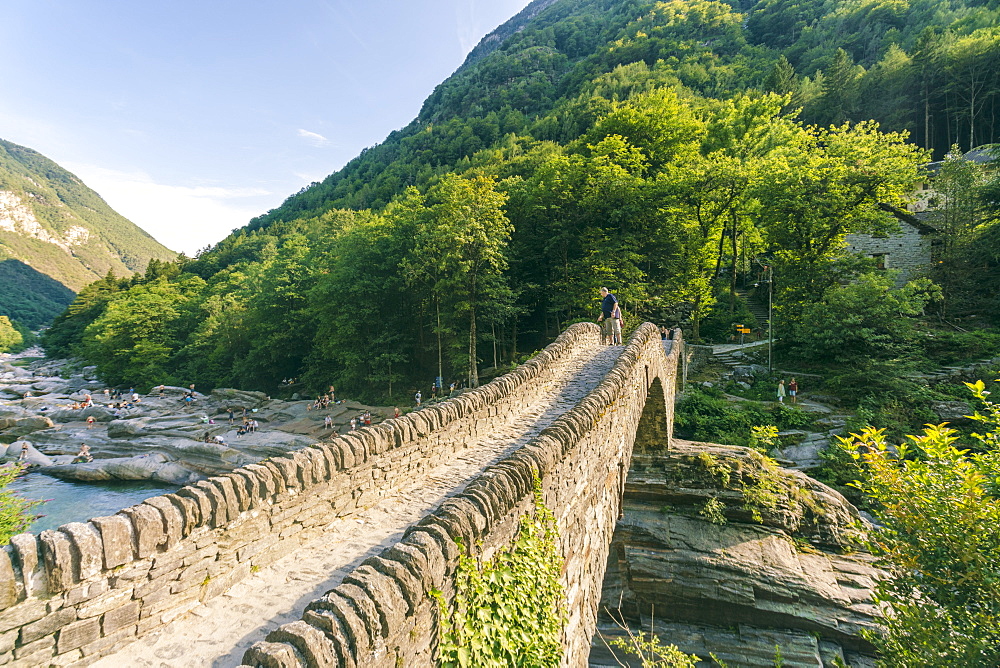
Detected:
left=0, top=354, right=393, bottom=485
left=590, top=440, right=880, bottom=667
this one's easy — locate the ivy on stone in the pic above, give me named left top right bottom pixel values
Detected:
left=433, top=477, right=565, bottom=668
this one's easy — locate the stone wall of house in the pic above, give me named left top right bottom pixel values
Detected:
left=242, top=323, right=683, bottom=668
left=0, top=323, right=607, bottom=667
left=845, top=223, right=932, bottom=286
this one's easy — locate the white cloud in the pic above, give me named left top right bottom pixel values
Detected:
left=297, top=129, right=329, bottom=146
left=64, top=163, right=272, bottom=256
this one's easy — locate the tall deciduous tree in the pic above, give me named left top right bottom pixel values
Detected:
left=758, top=121, right=927, bottom=302
left=407, top=174, right=513, bottom=388
left=0, top=317, right=22, bottom=353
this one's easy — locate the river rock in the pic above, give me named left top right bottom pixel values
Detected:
left=591, top=441, right=878, bottom=666
left=773, top=434, right=829, bottom=470
left=211, top=388, right=268, bottom=408
left=107, top=415, right=206, bottom=439
left=38, top=452, right=201, bottom=485
left=47, top=406, right=116, bottom=423
left=0, top=385, right=36, bottom=400
left=2, top=441, right=53, bottom=468
left=0, top=415, right=55, bottom=440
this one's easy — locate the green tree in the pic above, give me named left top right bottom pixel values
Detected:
left=758, top=121, right=927, bottom=302
left=840, top=380, right=1000, bottom=666
left=407, top=174, right=513, bottom=388
left=0, top=465, right=41, bottom=545
left=82, top=278, right=199, bottom=386
left=763, top=56, right=797, bottom=95
left=820, top=48, right=863, bottom=125
left=0, top=316, right=22, bottom=353
left=928, top=145, right=989, bottom=315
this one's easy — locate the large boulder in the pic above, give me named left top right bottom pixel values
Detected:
left=47, top=406, right=116, bottom=423
left=2, top=441, right=53, bottom=467
left=107, top=415, right=205, bottom=439
left=591, top=441, right=878, bottom=666
left=0, top=415, right=55, bottom=440
left=211, top=388, right=269, bottom=408
left=39, top=452, right=201, bottom=485
left=773, top=432, right=830, bottom=470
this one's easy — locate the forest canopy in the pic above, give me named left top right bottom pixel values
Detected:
left=42, top=0, right=1000, bottom=401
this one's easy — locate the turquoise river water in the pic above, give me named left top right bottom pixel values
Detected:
left=8, top=473, right=174, bottom=534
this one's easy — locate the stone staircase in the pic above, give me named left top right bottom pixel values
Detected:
left=737, top=288, right=770, bottom=330
left=713, top=345, right=765, bottom=369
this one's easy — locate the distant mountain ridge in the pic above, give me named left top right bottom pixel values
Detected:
left=0, top=138, right=176, bottom=327
left=457, top=0, right=562, bottom=71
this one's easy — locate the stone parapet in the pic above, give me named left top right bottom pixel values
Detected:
left=0, top=322, right=607, bottom=667
left=243, top=323, right=682, bottom=667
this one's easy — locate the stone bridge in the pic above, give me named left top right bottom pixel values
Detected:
left=0, top=322, right=681, bottom=667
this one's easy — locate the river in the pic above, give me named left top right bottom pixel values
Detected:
left=7, top=472, right=174, bottom=534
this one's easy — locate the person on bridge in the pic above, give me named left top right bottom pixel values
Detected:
left=597, top=287, right=622, bottom=345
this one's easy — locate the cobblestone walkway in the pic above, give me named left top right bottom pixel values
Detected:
left=93, top=343, right=622, bottom=668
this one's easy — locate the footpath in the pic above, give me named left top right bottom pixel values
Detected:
left=92, top=344, right=623, bottom=667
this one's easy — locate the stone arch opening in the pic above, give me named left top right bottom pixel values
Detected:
left=633, top=375, right=670, bottom=455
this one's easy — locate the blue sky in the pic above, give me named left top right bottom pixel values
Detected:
left=0, top=1, right=534, bottom=254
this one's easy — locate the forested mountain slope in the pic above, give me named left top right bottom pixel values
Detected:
left=0, top=139, right=177, bottom=328
left=44, top=0, right=1000, bottom=401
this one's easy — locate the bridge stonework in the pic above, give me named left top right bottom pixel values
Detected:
left=244, top=321, right=681, bottom=668
left=0, top=322, right=679, bottom=667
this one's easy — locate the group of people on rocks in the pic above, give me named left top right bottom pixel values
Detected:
left=308, top=393, right=337, bottom=411
left=348, top=411, right=373, bottom=431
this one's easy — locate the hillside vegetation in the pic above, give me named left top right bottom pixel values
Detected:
left=43, top=0, right=1000, bottom=402
left=0, top=139, right=177, bottom=333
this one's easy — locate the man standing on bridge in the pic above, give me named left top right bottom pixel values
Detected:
left=598, top=287, right=622, bottom=345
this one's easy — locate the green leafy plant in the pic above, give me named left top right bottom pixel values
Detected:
left=433, top=478, right=564, bottom=667
left=0, top=465, right=41, bottom=545
left=749, top=425, right=780, bottom=453
left=838, top=380, right=1000, bottom=666
left=607, top=629, right=701, bottom=667
left=699, top=497, right=727, bottom=525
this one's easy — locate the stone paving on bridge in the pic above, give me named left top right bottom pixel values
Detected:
left=93, top=343, right=623, bottom=668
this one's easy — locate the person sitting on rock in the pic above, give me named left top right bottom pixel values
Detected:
left=237, top=425, right=247, bottom=437
left=73, top=444, right=92, bottom=464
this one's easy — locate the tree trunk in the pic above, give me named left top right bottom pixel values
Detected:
left=436, top=296, right=443, bottom=390
left=729, top=212, right=738, bottom=313
left=692, top=294, right=702, bottom=341
left=469, top=305, right=479, bottom=388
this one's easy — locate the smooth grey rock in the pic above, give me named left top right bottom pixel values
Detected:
left=38, top=452, right=201, bottom=485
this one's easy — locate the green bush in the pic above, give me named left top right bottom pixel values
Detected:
left=917, top=329, right=1000, bottom=367
left=674, top=387, right=814, bottom=447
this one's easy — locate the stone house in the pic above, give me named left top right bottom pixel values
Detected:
left=844, top=206, right=938, bottom=286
